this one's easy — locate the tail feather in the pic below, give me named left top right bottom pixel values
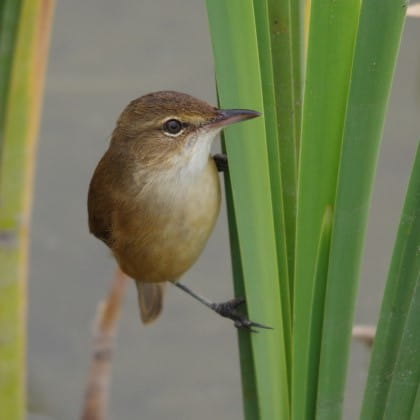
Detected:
left=136, top=282, right=165, bottom=324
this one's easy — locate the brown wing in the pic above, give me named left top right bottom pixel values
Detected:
left=87, top=154, right=114, bottom=247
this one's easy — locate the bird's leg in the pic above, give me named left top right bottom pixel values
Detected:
left=213, top=153, right=228, bottom=172
left=174, top=282, right=272, bottom=332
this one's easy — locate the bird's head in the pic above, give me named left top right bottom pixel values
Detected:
left=111, top=91, right=260, bottom=172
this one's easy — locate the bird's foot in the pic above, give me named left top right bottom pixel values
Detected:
left=213, top=153, right=228, bottom=172
left=210, top=297, right=272, bottom=332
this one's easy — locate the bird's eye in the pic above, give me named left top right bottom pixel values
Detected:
left=163, top=119, right=183, bottom=135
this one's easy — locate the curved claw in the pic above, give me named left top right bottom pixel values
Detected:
left=211, top=297, right=272, bottom=332
left=234, top=318, right=273, bottom=332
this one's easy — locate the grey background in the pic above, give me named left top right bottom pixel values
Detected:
left=28, top=1, right=419, bottom=419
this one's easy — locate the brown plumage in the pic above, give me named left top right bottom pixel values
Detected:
left=88, top=91, right=259, bottom=324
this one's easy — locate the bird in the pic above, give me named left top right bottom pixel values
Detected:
left=87, top=91, right=270, bottom=331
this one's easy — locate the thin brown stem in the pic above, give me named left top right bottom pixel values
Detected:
left=80, top=268, right=128, bottom=420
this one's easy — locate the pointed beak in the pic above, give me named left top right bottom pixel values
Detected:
left=206, top=108, right=261, bottom=129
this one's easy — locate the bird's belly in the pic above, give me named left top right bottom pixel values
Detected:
left=113, top=163, right=221, bottom=283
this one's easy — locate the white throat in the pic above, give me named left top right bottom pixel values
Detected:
left=171, top=128, right=221, bottom=177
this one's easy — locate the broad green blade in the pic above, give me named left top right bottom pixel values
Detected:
left=0, top=0, right=54, bottom=418
left=361, top=143, right=420, bottom=419
left=267, top=0, right=301, bottom=287
left=223, top=153, right=259, bottom=419
left=206, top=1, right=289, bottom=418
left=384, top=270, right=420, bottom=419
left=252, top=0, right=292, bottom=383
left=306, top=206, right=332, bottom=418
left=411, top=383, right=420, bottom=420
left=293, top=1, right=360, bottom=418
left=317, top=1, right=406, bottom=418
left=0, top=0, right=22, bottom=156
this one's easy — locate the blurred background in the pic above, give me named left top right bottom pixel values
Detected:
left=28, top=1, right=419, bottom=419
